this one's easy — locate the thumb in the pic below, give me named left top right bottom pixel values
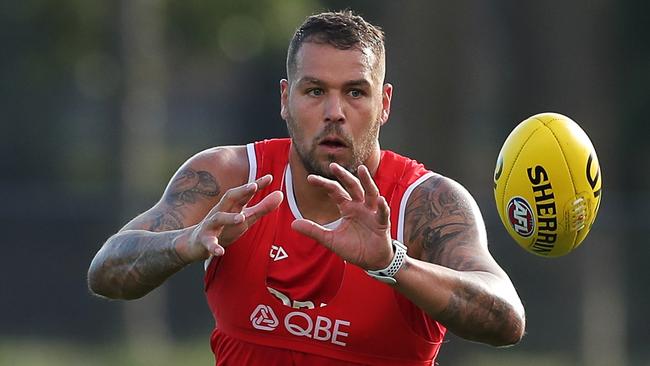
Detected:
left=202, top=235, right=225, bottom=257
left=291, top=219, right=333, bottom=250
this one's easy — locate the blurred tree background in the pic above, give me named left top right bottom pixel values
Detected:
left=0, top=0, right=648, bottom=365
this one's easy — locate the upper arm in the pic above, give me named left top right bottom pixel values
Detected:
left=403, top=174, right=506, bottom=277
left=120, top=145, right=250, bottom=232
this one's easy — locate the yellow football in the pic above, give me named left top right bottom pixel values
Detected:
left=493, top=112, right=602, bottom=257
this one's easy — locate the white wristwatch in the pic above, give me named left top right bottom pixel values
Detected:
left=366, top=240, right=408, bottom=285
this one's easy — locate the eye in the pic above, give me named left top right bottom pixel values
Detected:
left=307, top=88, right=324, bottom=97
left=348, top=89, right=364, bottom=98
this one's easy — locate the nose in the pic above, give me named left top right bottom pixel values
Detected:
left=323, top=94, right=345, bottom=123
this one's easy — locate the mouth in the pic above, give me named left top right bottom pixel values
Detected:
left=318, top=136, right=349, bottom=149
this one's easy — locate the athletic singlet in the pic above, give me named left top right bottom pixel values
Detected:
left=204, top=139, right=446, bottom=365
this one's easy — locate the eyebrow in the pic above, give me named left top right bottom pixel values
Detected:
left=297, top=77, right=372, bottom=88
left=344, top=79, right=372, bottom=88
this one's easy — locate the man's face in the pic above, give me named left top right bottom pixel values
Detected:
left=280, top=42, right=392, bottom=179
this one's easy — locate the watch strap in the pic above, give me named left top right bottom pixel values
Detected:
left=366, top=240, right=407, bottom=284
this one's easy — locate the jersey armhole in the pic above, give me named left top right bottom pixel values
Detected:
left=397, top=172, right=435, bottom=242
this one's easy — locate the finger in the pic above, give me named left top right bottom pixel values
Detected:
left=291, top=219, right=334, bottom=250
left=358, top=165, right=380, bottom=210
left=377, top=196, right=390, bottom=226
left=205, top=211, right=245, bottom=228
left=228, top=175, right=274, bottom=213
left=254, top=174, right=273, bottom=191
left=216, top=182, right=258, bottom=212
left=241, top=190, right=283, bottom=226
left=330, top=163, right=364, bottom=201
left=306, top=175, right=352, bottom=205
left=202, top=235, right=225, bottom=257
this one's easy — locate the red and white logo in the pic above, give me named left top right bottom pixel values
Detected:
left=507, top=197, right=535, bottom=237
left=250, top=304, right=279, bottom=331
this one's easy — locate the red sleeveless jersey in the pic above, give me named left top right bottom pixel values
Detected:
left=204, top=139, right=446, bottom=365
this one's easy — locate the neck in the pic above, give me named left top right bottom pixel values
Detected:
left=288, top=142, right=381, bottom=225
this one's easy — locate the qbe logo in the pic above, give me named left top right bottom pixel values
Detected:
left=249, top=304, right=351, bottom=347
left=250, top=304, right=279, bottom=331
left=507, top=196, right=535, bottom=237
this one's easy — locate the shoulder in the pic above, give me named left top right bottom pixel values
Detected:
left=403, top=174, right=489, bottom=269
left=407, top=174, right=478, bottom=211
left=178, top=145, right=250, bottom=191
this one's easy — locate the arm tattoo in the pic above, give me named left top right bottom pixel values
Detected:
left=440, top=284, right=520, bottom=343
left=166, top=168, right=219, bottom=207
left=405, top=176, right=476, bottom=270
left=147, top=168, right=220, bottom=232
left=149, top=211, right=183, bottom=231
left=89, top=230, right=186, bottom=299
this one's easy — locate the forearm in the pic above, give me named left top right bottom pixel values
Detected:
left=393, top=257, right=525, bottom=346
left=88, top=229, right=192, bottom=300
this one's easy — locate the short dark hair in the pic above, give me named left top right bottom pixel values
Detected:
left=286, top=10, right=385, bottom=81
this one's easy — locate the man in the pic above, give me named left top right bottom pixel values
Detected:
left=89, top=10, right=525, bottom=365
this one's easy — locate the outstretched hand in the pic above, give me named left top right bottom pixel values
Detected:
left=291, top=163, right=394, bottom=271
left=185, top=175, right=283, bottom=261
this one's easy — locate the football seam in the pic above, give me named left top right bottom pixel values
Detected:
left=541, top=117, right=580, bottom=251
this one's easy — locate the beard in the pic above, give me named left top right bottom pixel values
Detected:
left=285, top=115, right=380, bottom=180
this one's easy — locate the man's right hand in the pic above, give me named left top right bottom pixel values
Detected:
left=180, top=174, right=283, bottom=262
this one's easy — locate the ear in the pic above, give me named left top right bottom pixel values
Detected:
left=280, top=79, right=289, bottom=120
left=379, top=83, right=393, bottom=125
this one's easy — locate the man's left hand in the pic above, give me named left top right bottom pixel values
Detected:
left=291, top=163, right=395, bottom=271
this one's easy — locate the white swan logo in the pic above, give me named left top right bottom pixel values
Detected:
left=250, top=304, right=279, bottom=331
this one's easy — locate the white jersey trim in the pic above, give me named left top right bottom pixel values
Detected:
left=397, top=172, right=435, bottom=243
left=205, top=143, right=258, bottom=271
left=285, top=165, right=342, bottom=230
left=246, top=142, right=257, bottom=184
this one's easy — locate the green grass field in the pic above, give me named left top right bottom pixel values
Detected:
left=2, top=339, right=646, bottom=366
left=0, top=338, right=213, bottom=366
